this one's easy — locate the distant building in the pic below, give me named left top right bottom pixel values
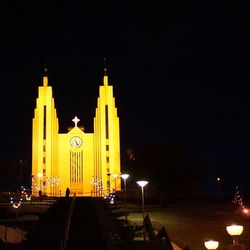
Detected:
left=32, top=68, right=121, bottom=196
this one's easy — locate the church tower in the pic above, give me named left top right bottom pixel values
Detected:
left=32, top=67, right=121, bottom=197
left=93, top=67, right=121, bottom=195
left=32, top=68, right=59, bottom=196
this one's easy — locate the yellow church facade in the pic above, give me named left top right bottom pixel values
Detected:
left=32, top=69, right=121, bottom=197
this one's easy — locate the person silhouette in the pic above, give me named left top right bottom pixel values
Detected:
left=66, top=187, right=70, bottom=197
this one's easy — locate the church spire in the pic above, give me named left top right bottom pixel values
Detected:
left=43, top=66, right=48, bottom=87
left=103, top=58, right=108, bottom=86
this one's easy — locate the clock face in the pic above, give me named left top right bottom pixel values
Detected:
left=70, top=136, right=82, bottom=148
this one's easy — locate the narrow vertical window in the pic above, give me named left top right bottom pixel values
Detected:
left=43, top=106, right=46, bottom=139
left=105, top=105, right=109, bottom=139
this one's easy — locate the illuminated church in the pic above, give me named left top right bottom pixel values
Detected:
left=32, top=68, right=121, bottom=197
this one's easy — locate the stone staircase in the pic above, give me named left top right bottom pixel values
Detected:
left=24, top=197, right=72, bottom=250
left=23, top=197, right=109, bottom=250
left=65, top=197, right=108, bottom=250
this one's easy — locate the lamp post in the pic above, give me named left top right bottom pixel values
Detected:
left=226, top=224, right=245, bottom=250
left=204, top=240, right=219, bottom=250
left=121, top=174, right=129, bottom=221
left=107, top=173, right=111, bottom=194
left=37, top=173, right=43, bottom=196
left=112, top=174, right=118, bottom=192
left=18, top=160, right=24, bottom=192
left=216, top=177, right=221, bottom=197
left=136, top=180, right=148, bottom=221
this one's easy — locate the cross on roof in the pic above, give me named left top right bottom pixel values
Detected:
left=72, top=116, right=80, bottom=127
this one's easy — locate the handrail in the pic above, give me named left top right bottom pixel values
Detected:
left=61, top=194, right=76, bottom=250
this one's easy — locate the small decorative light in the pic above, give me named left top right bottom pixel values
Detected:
left=26, top=195, right=31, bottom=201
left=204, top=240, right=219, bottom=249
left=243, top=208, right=248, bottom=214
left=37, top=173, right=43, bottom=178
left=13, top=203, right=21, bottom=208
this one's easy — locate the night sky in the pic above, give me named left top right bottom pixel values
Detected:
left=0, top=2, right=250, bottom=192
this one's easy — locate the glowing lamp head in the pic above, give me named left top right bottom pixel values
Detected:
left=136, top=180, right=149, bottom=188
left=112, top=173, right=119, bottom=178
left=226, top=225, right=244, bottom=236
left=204, top=240, right=219, bottom=249
left=243, top=208, right=248, bottom=214
left=37, top=173, right=43, bottom=178
left=121, top=174, right=129, bottom=180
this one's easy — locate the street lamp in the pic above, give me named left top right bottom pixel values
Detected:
left=216, top=177, right=221, bottom=197
left=136, top=180, right=148, bottom=221
left=112, top=173, right=119, bottom=192
left=226, top=224, right=244, bottom=244
left=37, top=173, right=43, bottom=196
left=121, top=174, right=129, bottom=221
left=204, top=240, right=219, bottom=249
left=107, top=173, right=111, bottom=193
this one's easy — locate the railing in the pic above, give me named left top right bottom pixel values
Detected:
left=61, top=194, right=76, bottom=250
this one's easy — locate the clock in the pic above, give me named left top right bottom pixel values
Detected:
left=70, top=136, right=82, bottom=148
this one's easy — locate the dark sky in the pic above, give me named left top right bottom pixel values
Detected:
left=0, top=2, right=250, bottom=190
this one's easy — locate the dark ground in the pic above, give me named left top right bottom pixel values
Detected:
left=1, top=196, right=250, bottom=250
left=124, top=198, right=250, bottom=250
